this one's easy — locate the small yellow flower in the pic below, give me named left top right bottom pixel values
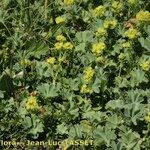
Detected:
left=122, top=42, right=131, bottom=48
left=145, top=116, right=150, bottom=123
left=55, top=16, right=65, bottom=24
left=81, top=84, right=92, bottom=94
left=145, top=112, right=150, bottom=123
left=93, top=5, right=105, bottom=17
left=96, top=27, right=107, bottom=36
left=110, top=20, right=118, bottom=29
left=56, top=35, right=66, bottom=42
left=21, top=59, right=31, bottom=66
left=54, top=42, right=63, bottom=50
left=103, top=20, right=117, bottom=29
left=128, top=0, right=137, bottom=5
left=112, top=1, right=118, bottom=9
left=63, top=42, right=73, bottom=50
left=112, top=1, right=123, bottom=12
left=103, top=20, right=110, bottom=29
left=47, top=57, right=55, bottom=64
left=64, top=0, right=74, bottom=5
left=136, top=10, right=150, bottom=22
left=83, top=67, right=95, bottom=83
left=118, top=53, right=125, bottom=60
left=140, top=61, right=149, bottom=71
left=26, top=96, right=38, bottom=110
left=124, top=27, right=140, bottom=39
left=92, top=42, right=106, bottom=55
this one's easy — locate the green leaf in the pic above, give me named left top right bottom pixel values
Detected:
left=26, top=40, right=49, bottom=59
left=0, top=73, right=14, bottom=96
left=92, top=78, right=101, bottom=93
left=74, top=43, right=86, bottom=52
left=106, top=100, right=124, bottom=109
left=93, top=126, right=116, bottom=147
left=138, top=37, right=150, bottom=52
left=130, top=69, right=148, bottom=87
left=29, top=115, right=44, bottom=136
left=120, top=130, right=140, bottom=149
left=69, top=78, right=80, bottom=91
left=37, top=83, right=59, bottom=98
left=0, top=90, right=4, bottom=98
left=110, top=142, right=123, bottom=150
left=68, top=99, right=79, bottom=118
left=144, top=25, right=150, bottom=35
left=83, top=110, right=102, bottom=122
left=115, top=76, right=129, bottom=88
left=30, top=121, right=44, bottom=136
left=57, top=122, right=69, bottom=135
left=35, top=61, right=53, bottom=78
left=24, top=116, right=32, bottom=128
left=75, top=30, right=93, bottom=43
left=69, top=124, right=82, bottom=138
left=106, top=114, right=123, bottom=129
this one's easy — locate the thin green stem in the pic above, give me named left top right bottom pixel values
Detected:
left=27, top=0, right=31, bottom=28
left=1, top=21, right=17, bottom=46
left=45, top=0, right=48, bottom=20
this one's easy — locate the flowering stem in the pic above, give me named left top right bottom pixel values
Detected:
left=27, top=0, right=31, bottom=28
left=119, top=64, right=122, bottom=76
left=44, top=0, right=48, bottom=20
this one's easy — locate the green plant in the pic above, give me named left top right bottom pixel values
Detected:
left=0, top=0, right=150, bottom=150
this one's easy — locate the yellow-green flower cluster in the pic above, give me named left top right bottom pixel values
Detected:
left=63, top=42, right=74, bottom=50
left=80, top=84, right=92, bottom=94
left=128, top=0, right=137, bottom=5
left=55, top=42, right=64, bottom=50
left=136, top=10, right=150, bottom=22
left=118, top=53, right=126, bottom=60
left=112, top=1, right=123, bottom=12
left=21, top=59, right=31, bottom=66
left=64, top=0, right=74, bottom=5
left=47, top=57, right=56, bottom=64
left=83, top=67, right=95, bottom=83
left=54, top=35, right=73, bottom=51
left=96, top=27, right=107, bottom=36
left=103, top=19, right=118, bottom=29
left=145, top=112, right=150, bottom=123
left=92, top=42, right=106, bottom=55
left=81, top=67, right=95, bottom=94
left=95, top=19, right=117, bottom=36
left=26, top=96, right=39, bottom=110
left=93, top=5, right=105, bottom=17
left=124, top=27, right=140, bottom=39
left=55, top=16, right=65, bottom=24
left=56, top=35, right=66, bottom=42
left=140, top=61, right=149, bottom=71
left=122, top=42, right=131, bottom=48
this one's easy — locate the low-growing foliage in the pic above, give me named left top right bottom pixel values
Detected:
left=0, top=0, right=150, bottom=149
